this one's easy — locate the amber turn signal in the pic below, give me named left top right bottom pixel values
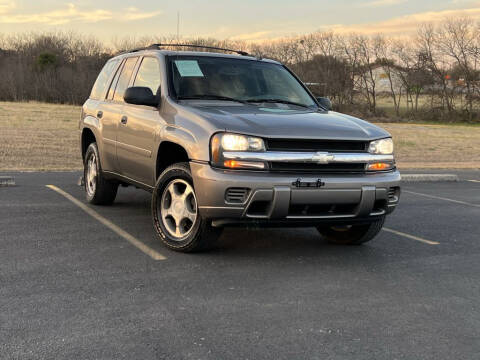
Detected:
left=223, top=160, right=266, bottom=169
left=224, top=160, right=239, bottom=168
left=367, top=162, right=393, bottom=171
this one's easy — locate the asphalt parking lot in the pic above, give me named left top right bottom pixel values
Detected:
left=1, top=171, right=480, bottom=359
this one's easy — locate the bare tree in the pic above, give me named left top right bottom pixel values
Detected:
left=351, top=35, right=381, bottom=114
left=376, top=36, right=404, bottom=116
left=438, top=18, right=479, bottom=120
left=417, top=24, right=456, bottom=115
left=0, top=21, right=478, bottom=122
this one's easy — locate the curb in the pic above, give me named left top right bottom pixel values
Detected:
left=401, top=174, right=459, bottom=182
left=0, top=176, right=15, bottom=187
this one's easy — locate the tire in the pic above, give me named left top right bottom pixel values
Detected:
left=84, top=142, right=118, bottom=205
left=317, top=216, right=386, bottom=245
left=152, top=162, right=222, bottom=252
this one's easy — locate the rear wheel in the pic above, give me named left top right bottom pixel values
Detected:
left=317, top=216, right=385, bottom=245
left=152, top=162, right=222, bottom=252
left=84, top=143, right=118, bottom=205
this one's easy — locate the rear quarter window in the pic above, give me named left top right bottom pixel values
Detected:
left=90, top=60, right=119, bottom=100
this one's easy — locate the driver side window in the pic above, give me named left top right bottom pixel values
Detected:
left=134, top=57, right=161, bottom=96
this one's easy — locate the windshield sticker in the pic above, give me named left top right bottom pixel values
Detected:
left=259, top=107, right=296, bottom=113
left=174, top=60, right=204, bottom=77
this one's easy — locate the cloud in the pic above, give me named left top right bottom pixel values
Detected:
left=198, top=3, right=480, bottom=42
left=122, top=7, right=162, bottom=21
left=0, top=3, right=112, bottom=24
left=216, top=4, right=480, bottom=42
left=321, top=5, right=480, bottom=35
left=450, top=0, right=477, bottom=3
left=0, top=0, right=15, bottom=15
left=359, top=0, right=407, bottom=7
left=230, top=31, right=273, bottom=41
left=0, top=3, right=161, bottom=25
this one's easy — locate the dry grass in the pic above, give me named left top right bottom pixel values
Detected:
left=375, top=94, right=480, bottom=119
left=0, top=101, right=82, bottom=171
left=378, top=123, right=480, bottom=169
left=0, top=101, right=479, bottom=171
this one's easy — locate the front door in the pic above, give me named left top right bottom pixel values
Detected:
left=116, top=56, right=162, bottom=186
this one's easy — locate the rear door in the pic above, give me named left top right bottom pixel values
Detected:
left=85, top=58, right=120, bottom=172
left=101, top=56, right=139, bottom=173
left=116, top=56, right=162, bottom=186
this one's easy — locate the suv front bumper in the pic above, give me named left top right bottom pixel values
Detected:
left=190, top=162, right=401, bottom=226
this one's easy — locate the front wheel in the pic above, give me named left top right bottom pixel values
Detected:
left=317, top=216, right=385, bottom=245
left=152, top=162, right=222, bottom=252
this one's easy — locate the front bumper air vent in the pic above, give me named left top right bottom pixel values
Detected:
left=225, top=187, right=250, bottom=204
left=388, top=187, right=400, bottom=203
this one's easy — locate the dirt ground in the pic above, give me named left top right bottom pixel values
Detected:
left=0, top=101, right=478, bottom=171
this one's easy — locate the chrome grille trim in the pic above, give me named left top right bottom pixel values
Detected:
left=222, top=151, right=394, bottom=164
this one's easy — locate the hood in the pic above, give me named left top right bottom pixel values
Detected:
left=182, top=103, right=390, bottom=141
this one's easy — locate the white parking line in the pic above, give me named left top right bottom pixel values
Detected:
left=404, top=190, right=480, bottom=208
left=468, top=180, right=480, bottom=183
left=383, top=227, right=439, bottom=245
left=46, top=185, right=166, bottom=261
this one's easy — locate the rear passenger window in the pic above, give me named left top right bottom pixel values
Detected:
left=113, top=57, right=138, bottom=102
left=134, top=57, right=161, bottom=95
left=90, top=60, right=118, bottom=100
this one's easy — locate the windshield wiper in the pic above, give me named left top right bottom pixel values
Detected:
left=245, top=98, right=311, bottom=109
left=177, top=94, right=248, bottom=104
left=177, top=95, right=312, bottom=109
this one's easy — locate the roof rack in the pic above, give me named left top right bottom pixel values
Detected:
left=145, top=43, right=250, bottom=56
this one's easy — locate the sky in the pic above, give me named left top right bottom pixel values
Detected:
left=0, top=0, right=479, bottom=42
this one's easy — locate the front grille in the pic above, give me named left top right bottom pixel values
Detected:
left=269, top=163, right=366, bottom=173
left=225, top=187, right=250, bottom=204
left=265, top=139, right=368, bottom=152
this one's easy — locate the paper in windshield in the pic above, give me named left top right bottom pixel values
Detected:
left=174, top=60, right=204, bottom=77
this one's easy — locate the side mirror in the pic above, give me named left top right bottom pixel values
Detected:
left=316, top=97, right=332, bottom=111
left=124, top=87, right=158, bottom=107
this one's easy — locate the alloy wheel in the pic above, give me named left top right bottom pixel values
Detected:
left=86, top=153, right=97, bottom=196
left=160, top=179, right=198, bottom=240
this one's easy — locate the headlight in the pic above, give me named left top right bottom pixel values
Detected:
left=211, top=133, right=266, bottom=169
left=220, top=133, right=265, bottom=151
left=369, top=138, right=394, bottom=155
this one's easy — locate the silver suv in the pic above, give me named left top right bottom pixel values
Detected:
left=80, top=44, right=401, bottom=252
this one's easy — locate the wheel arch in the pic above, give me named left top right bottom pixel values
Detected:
left=155, top=141, right=191, bottom=180
left=81, top=127, right=97, bottom=161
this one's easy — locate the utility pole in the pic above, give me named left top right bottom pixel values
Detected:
left=177, top=11, right=180, bottom=42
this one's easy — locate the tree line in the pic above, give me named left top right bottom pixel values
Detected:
left=0, top=17, right=479, bottom=122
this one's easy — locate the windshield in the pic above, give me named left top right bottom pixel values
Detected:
left=167, top=55, right=317, bottom=109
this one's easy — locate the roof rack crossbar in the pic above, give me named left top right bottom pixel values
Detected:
left=146, top=43, right=250, bottom=56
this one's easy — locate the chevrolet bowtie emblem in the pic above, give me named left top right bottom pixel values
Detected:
left=312, top=152, right=334, bottom=164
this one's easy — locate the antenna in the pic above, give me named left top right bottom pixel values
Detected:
left=177, top=11, right=180, bottom=41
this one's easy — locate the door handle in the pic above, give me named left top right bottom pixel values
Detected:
left=120, top=116, right=128, bottom=125
left=97, top=110, right=103, bottom=119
